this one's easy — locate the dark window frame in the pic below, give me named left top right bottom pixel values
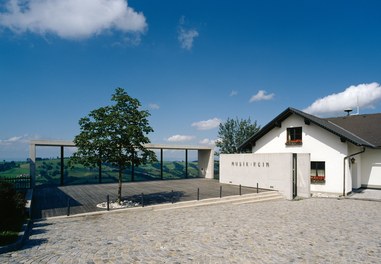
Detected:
left=286, top=127, right=303, bottom=145
left=310, top=161, right=325, bottom=184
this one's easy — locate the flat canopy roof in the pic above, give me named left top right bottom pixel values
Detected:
left=30, top=140, right=213, bottom=150
left=30, top=140, right=76, bottom=147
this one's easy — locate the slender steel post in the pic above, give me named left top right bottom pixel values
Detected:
left=239, top=184, right=242, bottom=196
left=60, top=146, right=64, bottom=186
left=29, top=143, right=36, bottom=188
left=257, top=183, right=259, bottom=193
left=107, top=195, right=110, bottom=211
left=197, top=188, right=200, bottom=200
left=67, top=198, right=70, bottom=216
left=160, top=148, right=163, bottom=180
left=185, top=149, right=188, bottom=178
left=220, top=186, right=222, bottom=198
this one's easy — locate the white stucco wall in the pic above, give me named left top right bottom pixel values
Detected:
left=252, top=114, right=350, bottom=194
left=348, top=144, right=363, bottom=190
left=220, top=153, right=310, bottom=200
left=361, top=148, right=381, bottom=188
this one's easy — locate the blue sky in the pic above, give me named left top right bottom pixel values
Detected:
left=1, top=0, right=381, bottom=160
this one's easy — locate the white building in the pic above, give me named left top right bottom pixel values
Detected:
left=238, top=107, right=381, bottom=196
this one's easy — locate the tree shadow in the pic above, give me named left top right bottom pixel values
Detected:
left=32, top=187, right=81, bottom=220
left=123, top=191, right=185, bottom=206
left=21, top=238, right=49, bottom=250
left=31, top=222, right=53, bottom=228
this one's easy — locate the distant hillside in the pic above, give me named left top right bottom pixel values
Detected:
left=1, top=159, right=219, bottom=186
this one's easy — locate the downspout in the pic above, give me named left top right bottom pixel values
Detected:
left=343, top=147, right=366, bottom=197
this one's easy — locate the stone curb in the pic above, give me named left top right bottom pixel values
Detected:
left=345, top=197, right=381, bottom=202
left=311, top=196, right=381, bottom=203
left=44, top=191, right=283, bottom=220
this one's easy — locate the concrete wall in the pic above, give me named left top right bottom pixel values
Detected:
left=297, top=153, right=311, bottom=198
left=220, top=153, right=310, bottom=200
left=252, top=114, right=349, bottom=194
left=198, top=149, right=215, bottom=179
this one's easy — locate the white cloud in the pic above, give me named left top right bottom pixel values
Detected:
left=230, top=90, right=238, bottom=96
left=249, top=90, right=275, bottom=102
left=0, top=135, right=29, bottom=146
left=303, top=83, right=381, bottom=115
left=167, top=135, right=195, bottom=142
left=177, top=16, right=198, bottom=50
left=0, top=0, right=147, bottom=39
left=112, top=33, right=142, bottom=47
left=199, top=138, right=216, bottom=146
left=148, top=103, right=160, bottom=110
left=191, top=118, right=221, bottom=131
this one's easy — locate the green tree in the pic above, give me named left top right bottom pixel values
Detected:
left=0, top=181, right=26, bottom=234
left=71, top=88, right=156, bottom=203
left=216, top=117, right=260, bottom=154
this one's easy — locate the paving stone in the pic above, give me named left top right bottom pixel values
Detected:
left=1, top=198, right=381, bottom=263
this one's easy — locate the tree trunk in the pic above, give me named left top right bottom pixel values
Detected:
left=118, top=164, right=123, bottom=204
left=98, top=160, right=102, bottom=184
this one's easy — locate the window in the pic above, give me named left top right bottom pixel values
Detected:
left=311, top=161, right=325, bottom=184
left=286, top=127, right=302, bottom=145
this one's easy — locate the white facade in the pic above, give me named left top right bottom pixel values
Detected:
left=251, top=114, right=381, bottom=194
left=220, top=153, right=310, bottom=200
left=360, top=148, right=381, bottom=188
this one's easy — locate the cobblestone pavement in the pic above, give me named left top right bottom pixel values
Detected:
left=1, top=198, right=380, bottom=263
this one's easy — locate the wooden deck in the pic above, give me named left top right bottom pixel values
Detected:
left=32, top=179, right=264, bottom=219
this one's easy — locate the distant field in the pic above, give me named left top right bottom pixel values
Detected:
left=0, top=159, right=219, bottom=186
left=0, top=162, right=29, bottom=177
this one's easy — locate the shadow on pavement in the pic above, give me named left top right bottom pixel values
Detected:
left=123, top=191, right=185, bottom=206
left=32, top=187, right=81, bottom=219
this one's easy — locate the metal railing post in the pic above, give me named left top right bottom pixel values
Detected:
left=67, top=198, right=71, bottom=216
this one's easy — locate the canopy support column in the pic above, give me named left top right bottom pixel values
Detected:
left=60, top=146, right=64, bottom=186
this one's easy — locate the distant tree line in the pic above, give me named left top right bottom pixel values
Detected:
left=0, top=161, right=19, bottom=172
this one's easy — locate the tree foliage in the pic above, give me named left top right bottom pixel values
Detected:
left=71, top=88, right=156, bottom=202
left=216, top=117, right=260, bottom=154
left=0, top=181, right=25, bottom=232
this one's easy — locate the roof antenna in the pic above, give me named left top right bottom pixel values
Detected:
left=356, top=96, right=360, bottom=115
left=344, top=109, right=352, bottom=116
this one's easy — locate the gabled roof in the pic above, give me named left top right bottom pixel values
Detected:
left=326, top=113, right=381, bottom=147
left=239, top=107, right=378, bottom=151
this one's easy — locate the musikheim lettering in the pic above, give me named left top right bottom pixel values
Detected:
left=231, top=161, right=270, bottom=167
